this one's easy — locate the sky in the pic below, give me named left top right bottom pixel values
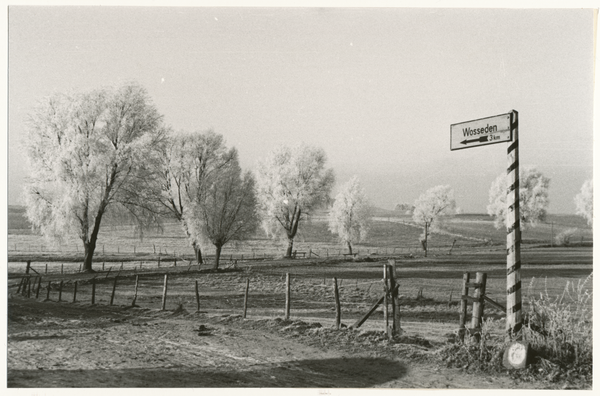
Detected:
left=6, top=5, right=596, bottom=214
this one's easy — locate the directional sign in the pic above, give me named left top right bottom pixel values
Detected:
left=450, top=113, right=512, bottom=151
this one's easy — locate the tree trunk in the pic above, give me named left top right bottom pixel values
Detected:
left=285, top=237, right=294, bottom=258
left=213, top=244, right=222, bottom=270
left=424, top=222, right=428, bottom=257
left=284, top=208, right=302, bottom=258
left=82, top=210, right=105, bottom=272
left=347, top=241, right=353, bottom=255
left=193, top=242, right=204, bottom=265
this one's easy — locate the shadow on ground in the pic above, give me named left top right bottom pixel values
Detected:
left=8, top=357, right=408, bottom=388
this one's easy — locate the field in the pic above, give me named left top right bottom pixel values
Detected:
left=6, top=206, right=594, bottom=388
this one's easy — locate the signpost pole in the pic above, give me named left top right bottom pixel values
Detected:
left=506, top=110, right=522, bottom=338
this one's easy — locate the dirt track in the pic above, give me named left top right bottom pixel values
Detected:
left=8, top=295, right=548, bottom=389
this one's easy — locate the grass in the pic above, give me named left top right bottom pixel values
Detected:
left=523, top=274, right=593, bottom=372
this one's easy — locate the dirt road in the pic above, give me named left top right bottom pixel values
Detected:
left=7, top=296, right=545, bottom=389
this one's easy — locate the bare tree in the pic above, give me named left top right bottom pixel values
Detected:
left=159, top=130, right=235, bottom=264
left=412, top=185, right=456, bottom=257
left=328, top=176, right=372, bottom=255
left=24, top=82, right=167, bottom=271
left=256, top=143, right=335, bottom=258
left=487, top=166, right=550, bottom=230
left=574, top=179, right=592, bottom=226
left=191, top=150, right=259, bottom=269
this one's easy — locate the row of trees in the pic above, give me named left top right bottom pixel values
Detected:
left=23, top=83, right=592, bottom=271
left=24, top=83, right=348, bottom=271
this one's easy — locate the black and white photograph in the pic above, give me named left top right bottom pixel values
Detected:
left=5, top=2, right=596, bottom=391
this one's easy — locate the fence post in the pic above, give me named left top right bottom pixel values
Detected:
left=471, top=272, right=487, bottom=341
left=161, top=274, right=168, bottom=310
left=110, top=276, right=118, bottom=306
left=45, top=263, right=48, bottom=274
left=26, top=260, right=31, bottom=275
left=27, top=277, right=33, bottom=298
left=243, top=279, right=250, bottom=319
left=132, top=275, right=139, bottom=307
left=21, top=277, right=29, bottom=296
left=61, top=263, right=64, bottom=274
left=58, top=280, right=63, bottom=302
left=333, top=277, right=341, bottom=330
left=91, top=279, right=96, bottom=305
left=389, top=260, right=401, bottom=336
left=73, top=281, right=78, bottom=303
left=45, top=281, right=51, bottom=301
left=459, top=272, right=470, bottom=342
left=383, top=265, right=390, bottom=339
left=35, top=277, right=42, bottom=299
left=195, top=280, right=200, bottom=312
left=285, top=273, right=291, bottom=320
left=17, top=277, right=24, bottom=294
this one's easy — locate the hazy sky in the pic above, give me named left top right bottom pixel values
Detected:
left=7, top=6, right=595, bottom=213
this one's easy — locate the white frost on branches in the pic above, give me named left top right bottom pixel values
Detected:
left=256, top=143, right=335, bottom=256
left=487, top=166, right=550, bottom=230
left=412, top=184, right=457, bottom=236
left=23, top=83, right=166, bottom=270
left=328, top=176, right=372, bottom=254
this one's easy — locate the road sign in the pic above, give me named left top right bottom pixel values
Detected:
left=450, top=113, right=512, bottom=151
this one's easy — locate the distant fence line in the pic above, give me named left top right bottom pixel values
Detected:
left=8, top=242, right=440, bottom=255
left=7, top=244, right=476, bottom=276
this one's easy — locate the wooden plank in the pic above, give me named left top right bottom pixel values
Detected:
left=484, top=295, right=506, bottom=313
left=461, top=295, right=484, bottom=303
left=350, top=284, right=399, bottom=329
left=351, top=295, right=384, bottom=329
left=465, top=282, right=482, bottom=288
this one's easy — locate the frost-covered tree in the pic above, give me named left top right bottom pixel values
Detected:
left=190, top=151, right=259, bottom=269
left=412, top=185, right=456, bottom=257
left=256, top=143, right=335, bottom=258
left=574, top=179, right=593, bottom=226
left=160, top=130, right=235, bottom=264
left=487, top=166, right=550, bottom=230
left=24, top=83, right=167, bottom=271
left=328, top=176, right=372, bottom=255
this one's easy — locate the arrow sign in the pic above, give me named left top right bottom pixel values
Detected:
left=461, top=136, right=489, bottom=145
left=450, top=113, right=512, bottom=151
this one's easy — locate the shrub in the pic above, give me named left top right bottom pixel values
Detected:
left=524, top=274, right=593, bottom=378
left=435, top=318, right=507, bottom=373
left=553, top=228, right=577, bottom=246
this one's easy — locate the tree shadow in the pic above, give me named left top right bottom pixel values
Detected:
left=8, top=357, right=408, bottom=388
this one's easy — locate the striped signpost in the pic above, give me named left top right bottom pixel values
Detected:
left=451, top=110, right=522, bottom=338
left=506, top=110, right=522, bottom=336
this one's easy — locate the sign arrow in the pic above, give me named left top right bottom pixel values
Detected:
left=461, top=136, right=489, bottom=145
